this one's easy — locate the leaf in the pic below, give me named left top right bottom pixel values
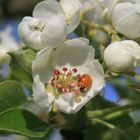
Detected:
left=16, top=49, right=36, bottom=73
left=9, top=52, right=33, bottom=89
left=0, top=80, right=26, bottom=113
left=0, top=108, right=51, bottom=137
left=124, top=122, right=140, bottom=139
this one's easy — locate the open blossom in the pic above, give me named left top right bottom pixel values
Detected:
left=104, top=40, right=140, bottom=72
left=18, top=0, right=67, bottom=50
left=111, top=2, right=140, bottom=39
left=18, top=0, right=82, bottom=50
left=0, top=26, right=19, bottom=65
left=32, top=38, right=105, bottom=114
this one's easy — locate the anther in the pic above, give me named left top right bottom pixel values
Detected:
left=72, top=68, right=77, bottom=73
left=53, top=69, right=59, bottom=75
left=63, top=67, right=68, bottom=72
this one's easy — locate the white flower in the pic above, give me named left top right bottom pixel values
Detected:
left=18, top=0, right=67, bottom=50
left=0, top=26, right=19, bottom=65
left=111, top=2, right=140, bottom=39
left=104, top=40, right=140, bottom=72
left=60, top=0, right=82, bottom=33
left=32, top=38, right=105, bottom=114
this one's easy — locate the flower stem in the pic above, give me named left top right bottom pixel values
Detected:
left=87, top=101, right=140, bottom=120
left=92, top=118, right=133, bottom=140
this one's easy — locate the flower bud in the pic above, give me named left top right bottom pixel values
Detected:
left=111, top=2, right=140, bottom=39
left=104, top=40, right=140, bottom=72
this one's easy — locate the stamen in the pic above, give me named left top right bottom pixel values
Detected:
left=46, top=67, right=93, bottom=103
left=72, top=68, right=77, bottom=73
left=63, top=67, right=68, bottom=72
left=53, top=69, right=59, bottom=75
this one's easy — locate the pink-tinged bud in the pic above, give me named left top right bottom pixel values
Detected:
left=72, top=68, right=77, bottom=73
left=63, top=67, right=68, bottom=72
left=53, top=69, right=59, bottom=75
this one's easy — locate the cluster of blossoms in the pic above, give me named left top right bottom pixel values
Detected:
left=16, top=0, right=140, bottom=113
left=18, top=0, right=105, bottom=113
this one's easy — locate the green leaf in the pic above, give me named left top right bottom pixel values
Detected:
left=16, top=49, right=36, bottom=73
left=0, top=80, right=26, bottom=113
left=0, top=108, right=51, bottom=137
left=9, top=49, right=36, bottom=74
left=125, top=122, right=140, bottom=139
left=9, top=52, right=33, bottom=89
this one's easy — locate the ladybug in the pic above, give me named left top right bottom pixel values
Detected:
left=77, top=74, right=92, bottom=92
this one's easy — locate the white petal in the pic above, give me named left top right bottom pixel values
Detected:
left=18, top=16, right=43, bottom=50
left=67, top=10, right=81, bottom=33
left=121, top=40, right=140, bottom=67
left=60, top=0, right=82, bottom=33
left=106, top=0, right=119, bottom=18
left=41, top=16, right=67, bottom=48
left=33, top=75, right=54, bottom=112
left=122, top=40, right=140, bottom=58
left=54, top=93, right=75, bottom=114
left=104, top=41, right=134, bottom=72
left=32, top=48, right=55, bottom=83
left=111, top=2, right=140, bottom=38
left=55, top=92, right=90, bottom=114
left=53, top=38, right=95, bottom=67
left=33, top=0, right=64, bottom=20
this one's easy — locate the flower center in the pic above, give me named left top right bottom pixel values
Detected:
left=31, top=21, right=46, bottom=32
left=45, top=67, right=92, bottom=103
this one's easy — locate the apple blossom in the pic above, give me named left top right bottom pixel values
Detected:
left=111, top=2, right=140, bottom=39
left=18, top=0, right=67, bottom=50
left=104, top=40, right=140, bottom=72
left=32, top=38, right=105, bottom=114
